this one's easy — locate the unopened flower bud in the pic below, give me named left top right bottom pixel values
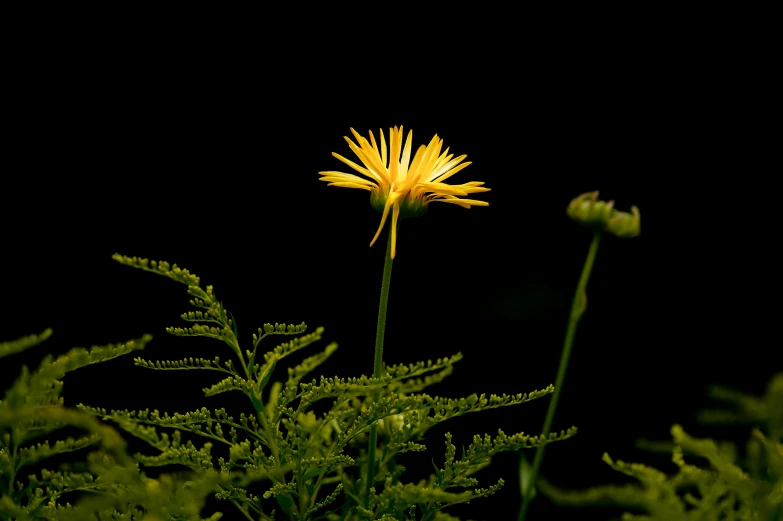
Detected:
left=567, top=191, right=614, bottom=230
left=567, top=191, right=640, bottom=238
left=606, top=205, right=641, bottom=238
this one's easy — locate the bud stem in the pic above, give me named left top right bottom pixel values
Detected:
left=518, top=230, right=602, bottom=521
left=364, top=225, right=396, bottom=508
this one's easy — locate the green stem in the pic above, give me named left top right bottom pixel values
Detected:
left=518, top=231, right=602, bottom=521
left=8, top=426, right=18, bottom=497
left=224, top=492, right=257, bottom=521
left=364, top=228, right=395, bottom=508
left=252, top=394, right=282, bottom=484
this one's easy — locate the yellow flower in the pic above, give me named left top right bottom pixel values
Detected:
left=319, top=126, right=489, bottom=258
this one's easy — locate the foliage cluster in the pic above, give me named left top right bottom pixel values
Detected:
left=1, top=255, right=574, bottom=520
left=0, top=329, right=222, bottom=520
left=540, top=374, right=783, bottom=521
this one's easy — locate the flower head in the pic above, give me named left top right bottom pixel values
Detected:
left=567, top=191, right=641, bottom=238
left=319, top=126, right=489, bottom=258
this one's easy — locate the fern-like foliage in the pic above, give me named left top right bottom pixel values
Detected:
left=80, top=255, right=576, bottom=521
left=0, top=329, right=53, bottom=360
left=0, top=330, right=222, bottom=520
left=698, top=373, right=783, bottom=441
left=540, top=373, right=783, bottom=521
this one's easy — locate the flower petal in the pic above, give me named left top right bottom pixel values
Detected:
left=344, top=136, right=389, bottom=185
left=428, top=156, right=470, bottom=183
left=326, top=182, right=373, bottom=191
left=418, top=135, right=443, bottom=180
left=417, top=181, right=471, bottom=196
left=369, top=192, right=399, bottom=248
left=391, top=199, right=401, bottom=259
left=404, top=145, right=428, bottom=189
left=429, top=197, right=490, bottom=208
left=389, top=126, right=402, bottom=184
left=319, top=171, right=377, bottom=188
left=331, top=153, right=383, bottom=183
left=399, top=129, right=414, bottom=181
left=379, top=128, right=388, bottom=168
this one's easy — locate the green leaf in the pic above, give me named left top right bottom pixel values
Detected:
left=518, top=452, right=536, bottom=501
left=432, top=459, right=443, bottom=481
left=303, top=466, right=323, bottom=482
left=275, top=492, right=294, bottom=515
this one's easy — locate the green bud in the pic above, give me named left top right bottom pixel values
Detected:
left=606, top=205, right=641, bottom=238
left=567, top=191, right=640, bottom=238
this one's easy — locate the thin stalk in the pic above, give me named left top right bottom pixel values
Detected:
left=364, top=228, right=395, bottom=508
left=8, top=426, right=18, bottom=497
left=257, top=407, right=281, bottom=477
left=518, top=231, right=602, bottom=521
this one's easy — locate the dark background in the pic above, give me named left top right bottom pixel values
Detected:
left=1, top=14, right=777, bottom=521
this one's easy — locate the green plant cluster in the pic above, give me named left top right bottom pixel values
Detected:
left=1, top=255, right=575, bottom=520
left=540, top=374, right=783, bottom=521
left=0, top=329, right=223, bottom=520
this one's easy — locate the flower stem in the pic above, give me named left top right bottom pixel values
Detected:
left=364, top=228, right=395, bottom=508
left=518, top=230, right=602, bottom=521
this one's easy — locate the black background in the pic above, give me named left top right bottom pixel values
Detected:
left=1, top=12, right=778, bottom=521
